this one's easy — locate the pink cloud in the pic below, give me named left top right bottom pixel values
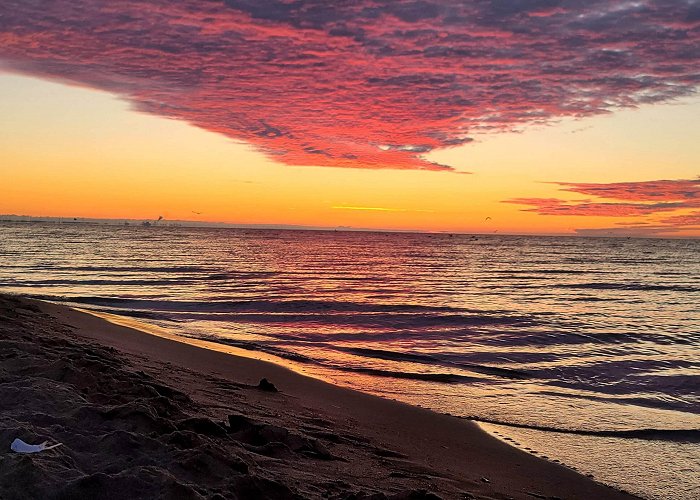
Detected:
left=505, top=178, right=700, bottom=217
left=555, top=179, right=700, bottom=202
left=0, top=1, right=698, bottom=170
left=659, top=211, right=700, bottom=226
left=503, top=197, right=685, bottom=216
left=505, top=178, right=700, bottom=236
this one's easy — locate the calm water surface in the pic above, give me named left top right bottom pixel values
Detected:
left=1, top=223, right=698, bottom=499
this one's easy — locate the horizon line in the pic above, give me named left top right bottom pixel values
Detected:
left=1, top=214, right=696, bottom=240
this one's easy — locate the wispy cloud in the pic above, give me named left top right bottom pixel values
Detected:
left=574, top=215, right=700, bottom=236
left=1, top=1, right=698, bottom=170
left=505, top=177, right=700, bottom=234
left=659, top=210, right=700, bottom=226
left=554, top=179, right=700, bottom=202
left=505, top=178, right=700, bottom=216
left=503, top=198, right=687, bottom=216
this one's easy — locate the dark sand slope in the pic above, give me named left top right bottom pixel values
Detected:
left=0, top=295, right=638, bottom=500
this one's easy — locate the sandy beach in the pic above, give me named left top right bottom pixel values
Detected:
left=0, top=294, right=638, bottom=499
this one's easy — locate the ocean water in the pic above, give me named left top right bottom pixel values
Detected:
left=1, top=222, right=698, bottom=499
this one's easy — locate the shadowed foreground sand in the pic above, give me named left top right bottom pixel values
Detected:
left=0, top=295, right=638, bottom=499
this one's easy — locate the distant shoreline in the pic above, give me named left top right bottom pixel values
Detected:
left=2, top=217, right=694, bottom=239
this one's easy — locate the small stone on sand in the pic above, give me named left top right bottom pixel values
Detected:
left=257, top=378, right=278, bottom=392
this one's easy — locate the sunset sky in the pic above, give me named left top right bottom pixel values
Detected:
left=1, top=1, right=699, bottom=236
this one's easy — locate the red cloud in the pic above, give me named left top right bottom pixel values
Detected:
left=504, top=178, right=700, bottom=217
left=503, top=198, right=685, bottom=216
left=659, top=211, right=700, bottom=226
left=0, top=1, right=698, bottom=170
left=555, top=179, right=700, bottom=202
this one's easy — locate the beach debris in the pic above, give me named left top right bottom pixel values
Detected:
left=480, top=477, right=490, bottom=483
left=10, top=438, right=62, bottom=454
left=257, top=378, right=278, bottom=392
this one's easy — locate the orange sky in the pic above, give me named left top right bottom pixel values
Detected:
left=1, top=74, right=699, bottom=236
left=1, top=1, right=699, bottom=236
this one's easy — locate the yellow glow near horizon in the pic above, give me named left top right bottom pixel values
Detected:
left=1, top=73, right=699, bottom=236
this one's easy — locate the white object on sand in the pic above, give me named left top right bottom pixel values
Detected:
left=10, top=438, right=62, bottom=453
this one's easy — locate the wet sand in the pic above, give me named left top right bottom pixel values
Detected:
left=0, top=294, right=638, bottom=499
